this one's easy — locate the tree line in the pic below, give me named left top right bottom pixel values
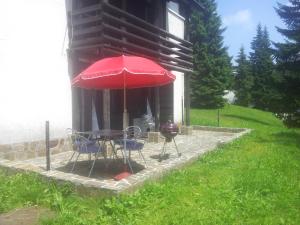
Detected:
left=190, top=0, right=300, bottom=127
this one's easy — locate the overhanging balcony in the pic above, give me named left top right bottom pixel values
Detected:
left=67, top=1, right=193, bottom=73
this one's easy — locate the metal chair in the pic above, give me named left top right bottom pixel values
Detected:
left=67, top=129, right=103, bottom=177
left=115, top=126, right=147, bottom=172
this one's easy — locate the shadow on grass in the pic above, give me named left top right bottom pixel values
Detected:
left=222, top=114, right=271, bottom=126
left=272, top=131, right=300, bottom=148
left=255, top=130, right=300, bottom=149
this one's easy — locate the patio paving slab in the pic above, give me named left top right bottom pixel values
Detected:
left=0, top=127, right=250, bottom=195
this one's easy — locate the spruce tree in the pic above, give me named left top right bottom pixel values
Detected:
left=189, top=0, right=232, bottom=109
left=234, top=46, right=253, bottom=106
left=249, top=24, right=276, bottom=110
left=274, top=0, right=300, bottom=127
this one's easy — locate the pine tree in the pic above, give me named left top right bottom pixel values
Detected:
left=249, top=24, right=276, bottom=110
left=189, top=0, right=232, bottom=109
left=234, top=46, right=253, bottom=106
left=274, top=0, right=300, bottom=127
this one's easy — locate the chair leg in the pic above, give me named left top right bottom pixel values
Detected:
left=125, top=150, right=134, bottom=174
left=138, top=150, right=147, bottom=167
left=112, top=148, right=118, bottom=159
left=88, top=152, right=99, bottom=177
left=71, top=153, right=80, bottom=173
left=119, top=147, right=125, bottom=159
left=68, top=151, right=76, bottom=164
left=110, top=140, right=119, bottom=159
left=127, top=159, right=134, bottom=174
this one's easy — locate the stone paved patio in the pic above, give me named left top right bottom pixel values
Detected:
left=0, top=126, right=250, bottom=195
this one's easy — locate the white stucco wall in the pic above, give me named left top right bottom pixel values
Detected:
left=167, top=6, right=185, bottom=124
left=0, top=0, right=71, bottom=144
left=172, top=71, right=185, bottom=124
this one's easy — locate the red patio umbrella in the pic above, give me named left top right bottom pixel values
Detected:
left=72, top=55, right=175, bottom=88
left=72, top=55, right=176, bottom=128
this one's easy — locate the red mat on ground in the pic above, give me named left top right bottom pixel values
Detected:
left=114, top=171, right=132, bottom=181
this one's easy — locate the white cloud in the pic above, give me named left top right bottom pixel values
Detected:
left=223, top=9, right=254, bottom=30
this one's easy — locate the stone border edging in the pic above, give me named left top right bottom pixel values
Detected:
left=0, top=158, right=117, bottom=196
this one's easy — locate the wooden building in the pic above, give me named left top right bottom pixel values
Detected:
left=65, top=0, right=201, bottom=132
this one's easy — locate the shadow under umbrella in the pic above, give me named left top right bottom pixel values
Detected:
left=57, top=158, right=145, bottom=179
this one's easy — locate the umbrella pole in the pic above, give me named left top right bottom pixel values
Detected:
left=123, top=87, right=128, bottom=166
left=123, top=87, right=129, bottom=129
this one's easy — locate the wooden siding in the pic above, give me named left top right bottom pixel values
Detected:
left=67, top=0, right=193, bottom=74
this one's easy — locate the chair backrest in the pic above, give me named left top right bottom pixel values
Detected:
left=66, top=128, right=77, bottom=150
left=66, top=128, right=92, bottom=152
left=125, top=126, right=142, bottom=140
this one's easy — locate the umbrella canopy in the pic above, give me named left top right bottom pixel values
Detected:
left=71, top=55, right=176, bottom=130
left=72, top=55, right=175, bottom=89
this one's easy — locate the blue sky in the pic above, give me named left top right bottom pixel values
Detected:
left=216, top=0, right=287, bottom=62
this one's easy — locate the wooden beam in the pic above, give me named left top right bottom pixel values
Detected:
left=71, top=15, right=102, bottom=27
left=71, top=4, right=102, bottom=16
left=71, top=36, right=103, bottom=47
left=160, top=62, right=193, bottom=73
left=72, top=45, right=193, bottom=73
left=102, top=34, right=193, bottom=68
left=102, top=23, right=192, bottom=60
left=102, top=13, right=192, bottom=54
left=73, top=24, right=103, bottom=37
left=95, top=45, right=193, bottom=73
left=71, top=43, right=104, bottom=51
left=103, top=2, right=192, bottom=47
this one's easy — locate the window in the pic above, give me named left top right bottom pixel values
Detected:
left=167, top=1, right=179, bottom=14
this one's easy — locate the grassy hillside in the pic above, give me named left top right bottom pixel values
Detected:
left=191, top=104, right=283, bottom=128
left=0, top=105, right=299, bottom=224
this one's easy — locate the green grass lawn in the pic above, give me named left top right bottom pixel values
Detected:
left=0, top=105, right=299, bottom=224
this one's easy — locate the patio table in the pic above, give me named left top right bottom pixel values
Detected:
left=78, top=129, right=133, bottom=174
left=83, top=129, right=123, bottom=158
left=91, top=129, right=123, bottom=140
